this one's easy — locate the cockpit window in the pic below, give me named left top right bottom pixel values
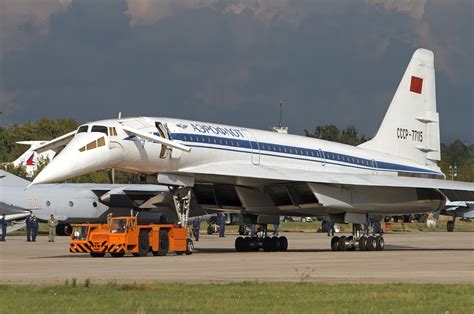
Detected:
left=77, top=125, right=89, bottom=133
left=91, top=125, right=108, bottom=135
left=111, top=219, right=127, bottom=233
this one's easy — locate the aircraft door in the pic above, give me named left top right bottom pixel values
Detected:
left=371, top=159, right=378, bottom=175
left=319, top=149, right=326, bottom=167
left=242, top=130, right=260, bottom=165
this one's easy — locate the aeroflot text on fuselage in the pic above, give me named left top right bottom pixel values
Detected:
left=190, top=123, right=245, bottom=138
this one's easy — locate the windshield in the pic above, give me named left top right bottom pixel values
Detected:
left=91, top=125, right=108, bottom=134
left=77, top=125, right=89, bottom=133
left=111, top=219, right=127, bottom=233
left=72, top=226, right=88, bottom=240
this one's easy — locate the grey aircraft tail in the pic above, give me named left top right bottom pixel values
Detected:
left=0, top=170, right=30, bottom=188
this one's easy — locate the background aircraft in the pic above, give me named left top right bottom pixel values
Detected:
left=0, top=170, right=185, bottom=235
left=29, top=49, right=474, bottom=252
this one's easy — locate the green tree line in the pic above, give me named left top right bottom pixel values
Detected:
left=0, top=118, right=139, bottom=184
left=1, top=119, right=472, bottom=182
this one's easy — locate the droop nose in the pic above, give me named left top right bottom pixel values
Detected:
left=30, top=133, right=123, bottom=186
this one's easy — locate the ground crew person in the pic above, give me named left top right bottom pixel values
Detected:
left=31, top=216, right=39, bottom=242
left=273, top=223, right=280, bottom=236
left=48, top=214, right=58, bottom=242
left=218, top=213, right=225, bottom=238
left=192, top=217, right=201, bottom=241
left=1, top=214, right=7, bottom=241
left=26, top=215, right=32, bottom=242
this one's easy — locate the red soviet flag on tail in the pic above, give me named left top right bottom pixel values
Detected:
left=410, top=76, right=423, bottom=94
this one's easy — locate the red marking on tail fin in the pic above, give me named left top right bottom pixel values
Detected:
left=26, top=153, right=35, bottom=166
left=410, top=76, right=423, bottom=94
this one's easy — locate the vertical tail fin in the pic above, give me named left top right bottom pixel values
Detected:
left=359, top=49, right=440, bottom=166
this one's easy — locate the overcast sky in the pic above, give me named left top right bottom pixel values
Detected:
left=0, top=0, right=472, bottom=143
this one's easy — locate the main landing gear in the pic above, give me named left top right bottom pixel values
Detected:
left=330, top=224, right=385, bottom=251
left=234, top=224, right=288, bottom=252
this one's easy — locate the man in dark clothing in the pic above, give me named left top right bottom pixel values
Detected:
left=192, top=217, right=201, bottom=241
left=31, top=216, right=39, bottom=242
left=218, top=213, right=225, bottom=238
left=0, top=214, right=7, bottom=241
left=26, top=215, right=32, bottom=242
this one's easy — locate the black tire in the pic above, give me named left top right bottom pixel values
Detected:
left=366, top=236, right=376, bottom=251
left=157, top=229, right=169, bottom=256
left=90, top=252, right=105, bottom=257
left=279, top=236, right=288, bottom=252
left=331, top=236, right=339, bottom=251
left=338, top=236, right=347, bottom=251
left=375, top=236, right=384, bottom=251
left=447, top=221, right=455, bottom=232
left=235, top=236, right=245, bottom=252
left=110, top=252, right=125, bottom=257
left=185, top=238, right=194, bottom=255
left=271, top=236, right=280, bottom=251
left=263, top=237, right=272, bottom=252
left=359, top=237, right=367, bottom=251
left=207, top=225, right=214, bottom=235
left=250, top=237, right=259, bottom=251
left=243, top=237, right=252, bottom=252
left=137, top=230, right=149, bottom=257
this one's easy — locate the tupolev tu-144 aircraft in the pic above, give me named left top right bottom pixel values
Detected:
left=30, top=49, right=474, bottom=252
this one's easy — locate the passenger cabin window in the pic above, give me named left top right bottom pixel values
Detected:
left=77, top=125, right=89, bottom=133
left=91, top=125, right=108, bottom=135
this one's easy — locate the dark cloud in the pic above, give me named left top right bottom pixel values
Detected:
left=0, top=0, right=472, bottom=143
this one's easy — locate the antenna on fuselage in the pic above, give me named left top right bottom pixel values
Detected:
left=272, top=101, right=288, bottom=134
left=118, top=112, right=122, bottom=119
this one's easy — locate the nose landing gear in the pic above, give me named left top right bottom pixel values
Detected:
left=330, top=224, right=385, bottom=251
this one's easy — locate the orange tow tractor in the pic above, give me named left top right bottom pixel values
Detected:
left=69, top=216, right=194, bottom=257
left=70, top=223, right=110, bottom=257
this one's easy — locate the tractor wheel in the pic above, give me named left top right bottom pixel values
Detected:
left=137, top=229, right=149, bottom=257
left=157, top=229, right=169, bottom=256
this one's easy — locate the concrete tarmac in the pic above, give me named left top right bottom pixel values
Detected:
left=1, top=232, right=473, bottom=284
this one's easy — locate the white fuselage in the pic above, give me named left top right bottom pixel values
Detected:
left=115, top=117, right=442, bottom=179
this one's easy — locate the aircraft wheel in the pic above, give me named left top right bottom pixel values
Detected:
left=366, top=236, right=376, bottom=251
left=137, top=230, right=149, bottom=257
left=110, top=252, right=125, bottom=257
left=90, top=252, right=105, bottom=257
left=263, top=237, right=274, bottom=252
left=447, top=221, right=455, bottom=232
left=376, top=236, right=385, bottom=251
left=185, top=238, right=194, bottom=255
left=279, top=236, right=288, bottom=251
left=157, top=229, right=169, bottom=256
left=251, top=237, right=259, bottom=251
left=347, top=236, right=356, bottom=251
left=338, top=236, right=347, bottom=251
left=235, top=236, right=245, bottom=252
left=207, top=225, right=214, bottom=235
left=271, top=236, right=280, bottom=251
left=358, top=237, right=367, bottom=251
left=330, top=236, right=340, bottom=251
left=243, top=237, right=252, bottom=252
